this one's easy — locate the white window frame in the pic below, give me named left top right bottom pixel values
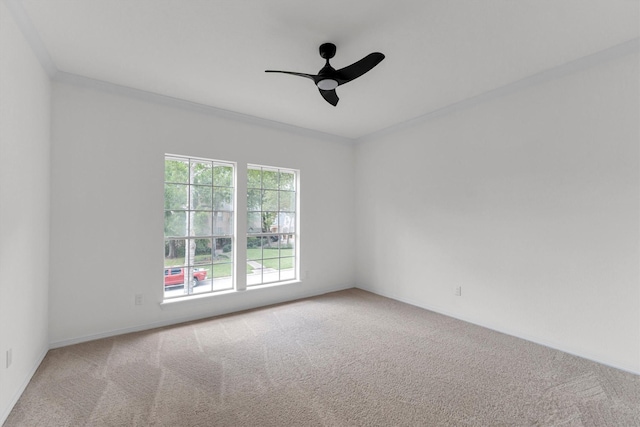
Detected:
left=163, top=156, right=300, bottom=302
left=163, top=154, right=236, bottom=300
left=246, top=164, right=299, bottom=287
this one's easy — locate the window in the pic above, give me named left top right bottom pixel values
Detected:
left=247, top=165, right=297, bottom=286
left=164, top=155, right=234, bottom=299
left=163, top=156, right=298, bottom=300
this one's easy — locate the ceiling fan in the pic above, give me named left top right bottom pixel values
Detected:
left=265, top=43, right=385, bottom=106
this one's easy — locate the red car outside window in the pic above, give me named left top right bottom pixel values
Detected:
left=164, top=268, right=207, bottom=287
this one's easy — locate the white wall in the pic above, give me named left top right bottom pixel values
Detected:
left=0, top=1, right=51, bottom=422
left=355, top=52, right=639, bottom=373
left=48, top=81, right=356, bottom=346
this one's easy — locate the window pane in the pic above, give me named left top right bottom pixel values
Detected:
left=263, top=261, right=280, bottom=283
left=195, top=280, right=212, bottom=293
left=214, top=276, right=233, bottom=291
left=248, top=167, right=261, bottom=189
left=262, top=169, right=279, bottom=189
left=212, top=264, right=233, bottom=291
left=191, top=186, right=212, bottom=210
left=277, top=234, right=295, bottom=255
left=279, top=239, right=295, bottom=257
left=279, top=191, right=295, bottom=212
left=213, top=212, right=233, bottom=236
left=247, top=270, right=262, bottom=286
left=164, top=210, right=187, bottom=237
left=262, top=212, right=277, bottom=232
left=262, top=238, right=279, bottom=259
left=279, top=257, right=295, bottom=271
left=214, top=187, right=233, bottom=211
left=164, top=267, right=188, bottom=294
left=247, top=189, right=261, bottom=211
left=214, top=237, right=233, bottom=263
left=262, top=190, right=278, bottom=211
left=275, top=212, right=295, bottom=233
left=247, top=237, right=262, bottom=260
left=165, top=159, right=189, bottom=183
left=164, top=239, right=186, bottom=268
left=214, top=165, right=233, bottom=187
left=261, top=256, right=279, bottom=270
left=193, top=238, right=213, bottom=265
left=279, top=171, right=295, bottom=191
left=193, top=264, right=212, bottom=293
left=193, top=211, right=212, bottom=236
left=280, top=266, right=296, bottom=281
left=212, top=263, right=233, bottom=279
left=247, top=212, right=262, bottom=234
left=164, top=184, right=188, bottom=210
left=191, top=161, right=213, bottom=185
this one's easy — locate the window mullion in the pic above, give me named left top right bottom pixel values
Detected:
left=187, top=160, right=195, bottom=295
left=235, top=162, right=247, bottom=291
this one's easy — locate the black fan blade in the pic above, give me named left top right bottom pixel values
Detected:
left=334, top=52, right=385, bottom=85
left=265, top=70, right=316, bottom=81
left=319, top=89, right=339, bottom=106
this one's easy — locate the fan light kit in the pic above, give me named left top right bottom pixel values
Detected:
left=317, top=79, right=339, bottom=91
left=266, top=43, right=385, bottom=106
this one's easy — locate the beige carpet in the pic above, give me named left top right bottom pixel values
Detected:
left=5, top=289, right=640, bottom=426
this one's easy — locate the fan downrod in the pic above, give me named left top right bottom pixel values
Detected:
left=319, top=43, right=336, bottom=60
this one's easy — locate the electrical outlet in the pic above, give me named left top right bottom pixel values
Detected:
left=455, top=286, right=462, bottom=297
left=6, top=349, right=12, bottom=368
left=134, top=294, right=143, bottom=306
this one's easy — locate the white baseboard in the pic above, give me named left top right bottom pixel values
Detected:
left=0, top=346, right=48, bottom=426
left=50, top=283, right=354, bottom=349
left=358, top=286, right=640, bottom=376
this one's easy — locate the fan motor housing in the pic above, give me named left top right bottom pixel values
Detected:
left=319, top=43, right=336, bottom=59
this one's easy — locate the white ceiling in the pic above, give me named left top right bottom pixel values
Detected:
left=14, top=0, right=640, bottom=140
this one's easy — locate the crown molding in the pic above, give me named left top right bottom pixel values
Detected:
left=354, top=37, right=640, bottom=145
left=3, top=0, right=57, bottom=77
left=5, top=0, right=350, bottom=145
left=52, top=71, right=353, bottom=145
left=6, top=0, right=637, bottom=145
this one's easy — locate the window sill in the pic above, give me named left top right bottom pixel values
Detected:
left=160, top=279, right=301, bottom=309
left=245, top=279, right=301, bottom=291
